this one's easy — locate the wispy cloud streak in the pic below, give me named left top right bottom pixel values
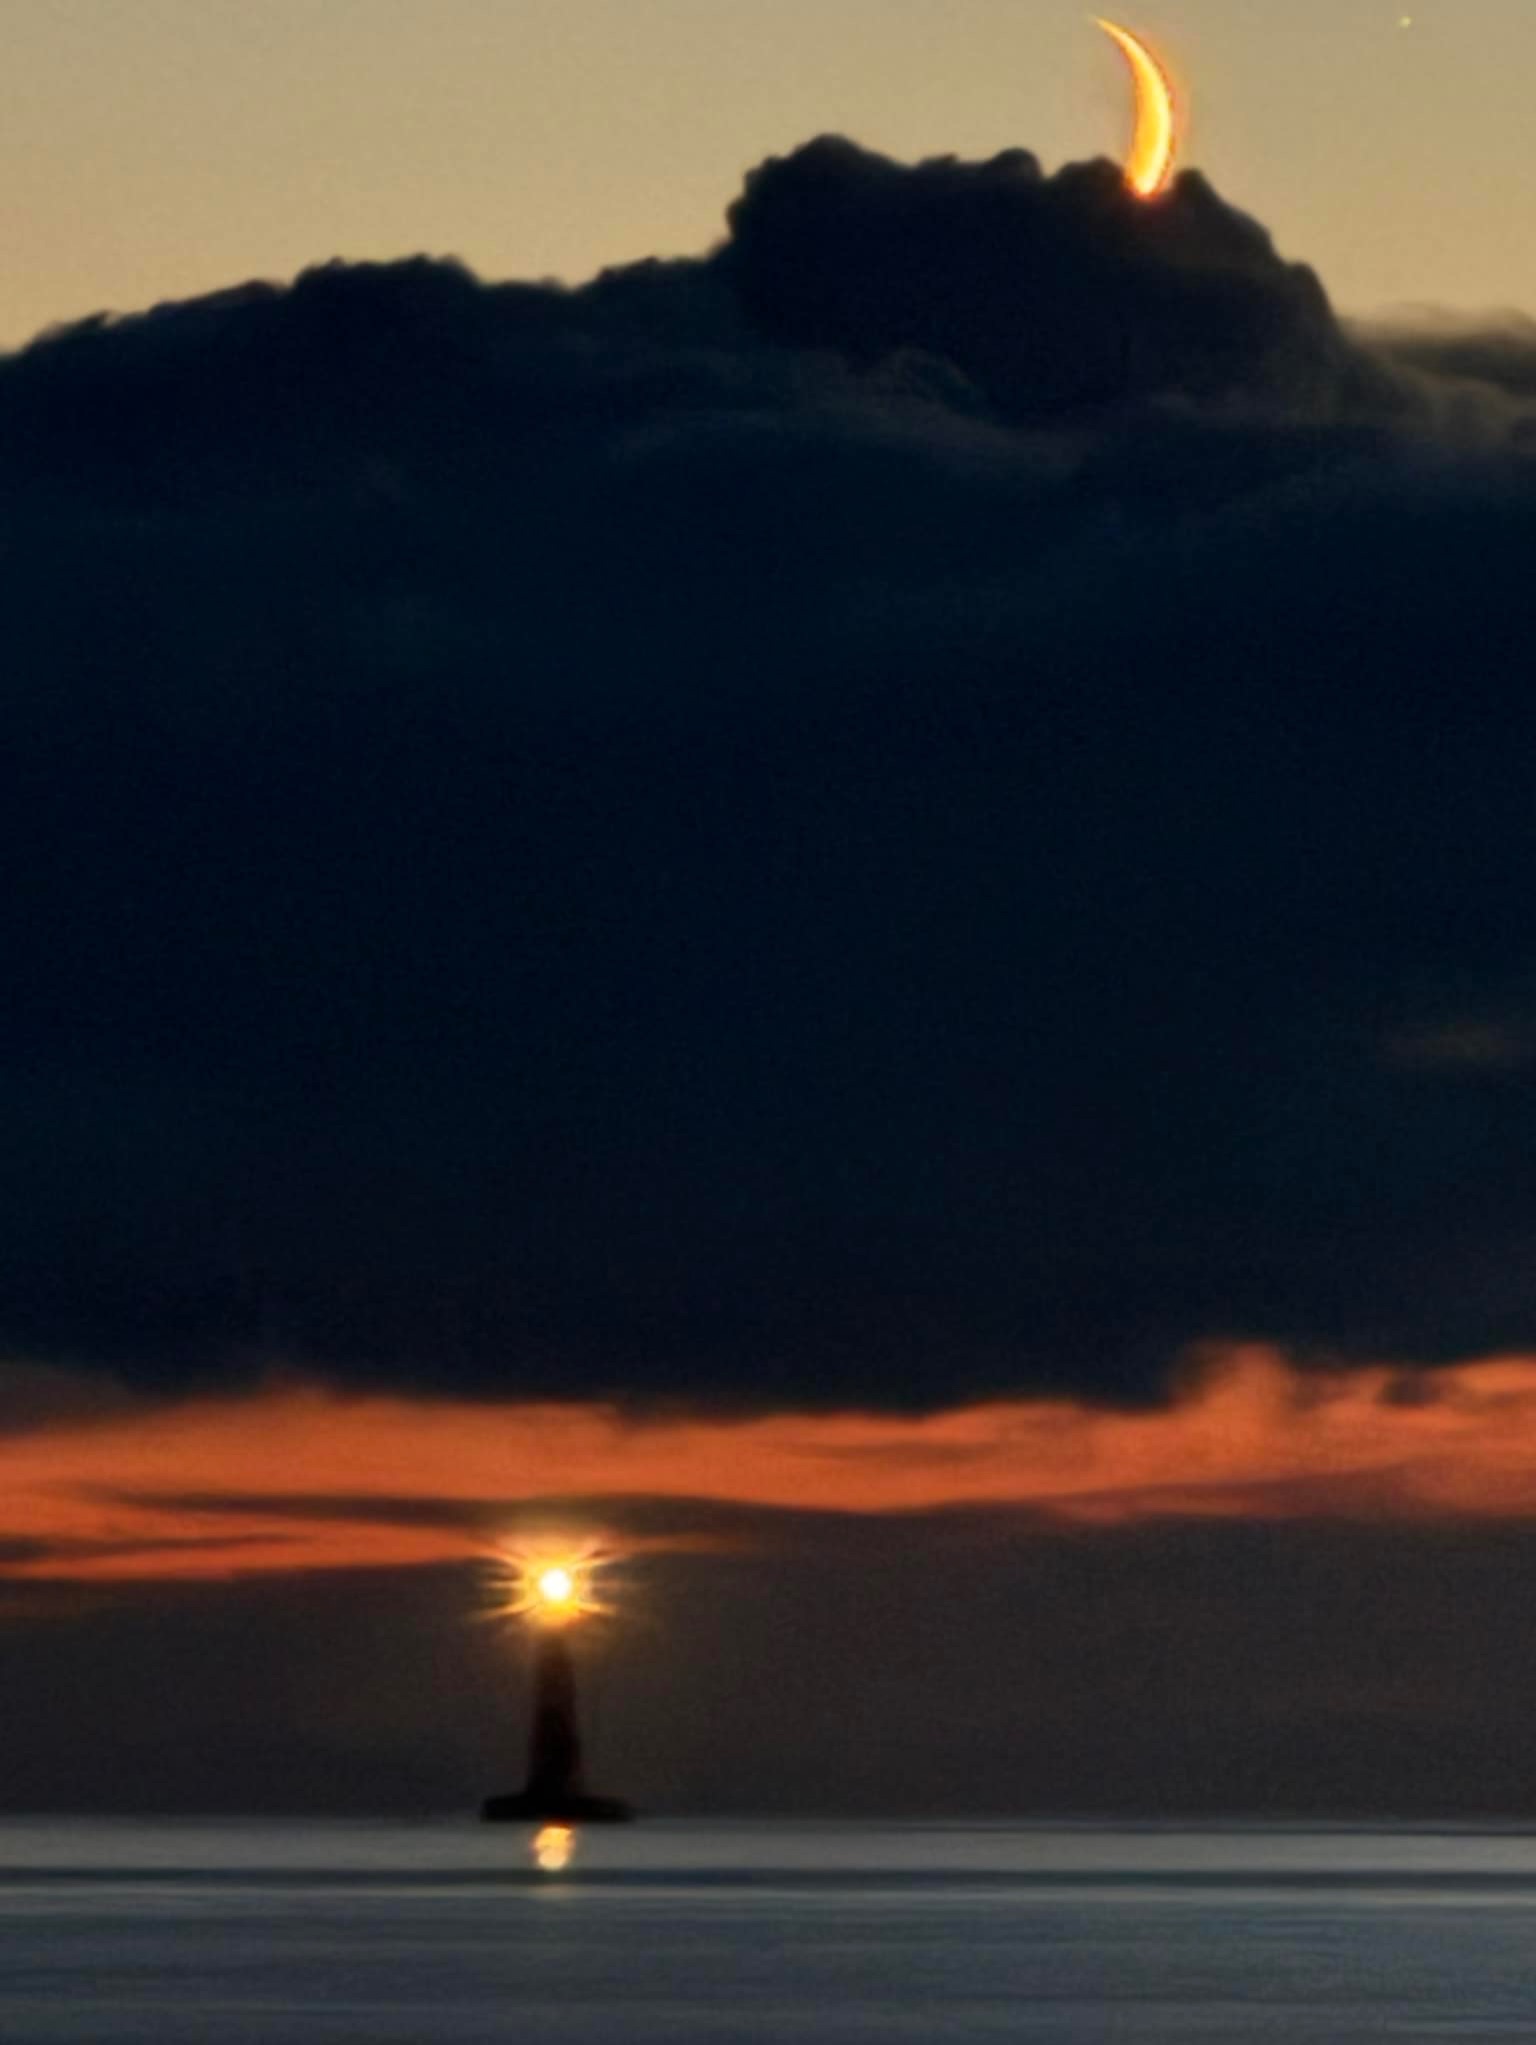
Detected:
left=7, top=1347, right=1536, bottom=1584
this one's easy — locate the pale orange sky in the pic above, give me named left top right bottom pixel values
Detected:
left=0, top=2, right=1528, bottom=348
left=9, top=1347, right=1536, bottom=1585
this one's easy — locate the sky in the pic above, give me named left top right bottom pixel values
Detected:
left=9, top=2, right=1536, bottom=1818
left=0, top=1, right=1533, bottom=346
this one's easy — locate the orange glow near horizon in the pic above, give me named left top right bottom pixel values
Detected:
left=7, top=1347, right=1536, bottom=1589
left=1096, top=19, right=1179, bottom=199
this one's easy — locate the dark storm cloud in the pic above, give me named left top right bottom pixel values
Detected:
left=0, top=1361, right=141, bottom=1436
left=1363, top=310, right=1536, bottom=407
left=3, top=138, right=1536, bottom=1408
left=1383, top=1015, right=1536, bottom=1075
left=722, top=139, right=1377, bottom=417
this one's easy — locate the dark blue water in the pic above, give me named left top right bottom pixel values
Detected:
left=4, top=1820, right=1536, bottom=2041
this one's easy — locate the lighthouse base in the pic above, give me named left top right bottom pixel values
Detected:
left=480, top=1790, right=633, bottom=1824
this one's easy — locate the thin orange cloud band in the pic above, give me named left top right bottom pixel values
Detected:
left=6, top=1346, right=1536, bottom=1584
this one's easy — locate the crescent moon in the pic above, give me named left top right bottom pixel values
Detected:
left=1095, top=19, right=1178, bottom=199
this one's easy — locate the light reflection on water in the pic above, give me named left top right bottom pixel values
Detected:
left=532, top=1824, right=576, bottom=1874
left=14, top=1820, right=1536, bottom=1883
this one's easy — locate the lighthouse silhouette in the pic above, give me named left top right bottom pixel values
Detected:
left=482, top=1608, right=633, bottom=1824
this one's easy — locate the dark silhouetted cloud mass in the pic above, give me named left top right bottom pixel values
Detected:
left=3, top=140, right=1536, bottom=1407
left=723, top=139, right=1368, bottom=416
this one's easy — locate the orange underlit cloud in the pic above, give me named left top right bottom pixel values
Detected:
left=8, top=1346, right=1536, bottom=1585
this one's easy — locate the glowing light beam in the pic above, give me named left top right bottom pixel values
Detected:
left=489, top=1541, right=616, bottom=1629
left=1095, top=19, right=1179, bottom=199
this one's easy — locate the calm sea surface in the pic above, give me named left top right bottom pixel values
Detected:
left=3, top=1819, right=1536, bottom=2041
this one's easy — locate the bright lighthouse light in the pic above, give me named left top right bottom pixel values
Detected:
left=538, top=1567, right=575, bottom=1611
left=487, top=1541, right=617, bottom=1629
